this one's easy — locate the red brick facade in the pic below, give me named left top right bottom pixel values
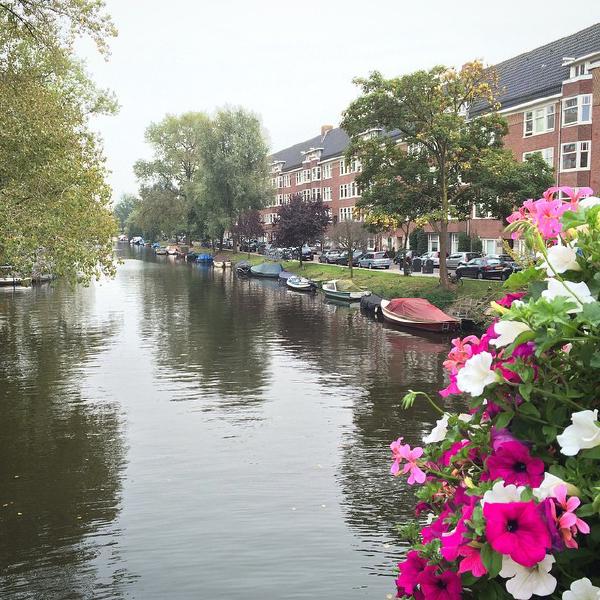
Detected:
left=262, top=44, right=600, bottom=254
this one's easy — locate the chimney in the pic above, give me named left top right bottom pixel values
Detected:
left=321, top=124, right=333, bottom=137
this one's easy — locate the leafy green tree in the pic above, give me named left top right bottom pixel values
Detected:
left=0, top=3, right=118, bottom=282
left=327, top=219, right=369, bottom=278
left=113, top=193, right=138, bottom=232
left=200, top=108, right=271, bottom=248
left=342, top=62, right=552, bottom=288
left=134, top=112, right=210, bottom=244
left=275, top=194, right=330, bottom=267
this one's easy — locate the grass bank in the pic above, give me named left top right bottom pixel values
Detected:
left=222, top=251, right=502, bottom=313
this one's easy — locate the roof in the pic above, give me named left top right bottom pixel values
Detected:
left=470, top=23, right=600, bottom=115
left=271, top=127, right=351, bottom=170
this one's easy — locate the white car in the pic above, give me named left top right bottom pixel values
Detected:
left=358, top=251, right=392, bottom=269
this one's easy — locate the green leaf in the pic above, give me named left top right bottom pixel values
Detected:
left=480, top=543, right=503, bottom=578
left=577, top=503, right=597, bottom=517
left=580, top=302, right=600, bottom=326
left=494, top=410, right=514, bottom=430
left=518, top=403, right=541, bottom=418
left=581, top=446, right=600, bottom=460
left=503, top=266, right=544, bottom=291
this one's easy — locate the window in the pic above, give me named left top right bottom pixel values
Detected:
left=271, top=177, right=277, bottom=188
left=561, top=141, right=590, bottom=171
left=428, top=234, right=439, bottom=252
left=339, top=207, right=353, bottom=221
left=350, top=181, right=360, bottom=197
left=339, top=184, right=349, bottom=199
left=339, top=159, right=348, bottom=175
left=277, top=176, right=283, bottom=188
left=311, top=187, right=321, bottom=200
left=523, top=104, right=555, bottom=137
left=283, top=193, right=290, bottom=204
left=276, top=194, right=283, bottom=206
left=283, top=174, right=290, bottom=188
left=523, top=147, right=554, bottom=168
left=472, top=204, right=493, bottom=219
left=302, top=189, right=311, bottom=201
left=481, top=239, right=498, bottom=255
left=562, top=95, right=592, bottom=126
left=312, top=166, right=321, bottom=181
left=570, top=63, right=590, bottom=78
left=450, top=233, right=459, bottom=254
left=350, top=158, right=361, bottom=172
left=295, top=172, right=302, bottom=185
left=322, top=163, right=332, bottom=179
left=322, top=186, right=332, bottom=201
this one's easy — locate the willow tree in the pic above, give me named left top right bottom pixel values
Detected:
left=342, top=62, right=509, bottom=288
left=0, top=2, right=119, bottom=282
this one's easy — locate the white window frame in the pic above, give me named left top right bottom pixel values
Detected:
left=427, top=234, right=439, bottom=253
left=560, top=140, right=591, bottom=172
left=523, top=147, right=554, bottom=168
left=450, top=233, right=459, bottom=254
left=283, top=174, right=290, bottom=187
left=322, top=186, right=332, bottom=201
left=295, top=172, right=302, bottom=186
left=322, top=163, right=332, bottom=179
left=562, top=94, right=592, bottom=127
left=472, top=204, right=494, bottom=219
left=311, top=187, right=321, bottom=200
left=339, top=183, right=349, bottom=199
left=311, top=166, right=321, bottom=181
left=481, top=239, right=498, bottom=256
left=339, top=159, right=348, bottom=175
left=339, top=207, right=353, bottom=221
left=523, top=104, right=555, bottom=137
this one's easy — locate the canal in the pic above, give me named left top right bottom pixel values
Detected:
left=0, top=245, right=450, bottom=599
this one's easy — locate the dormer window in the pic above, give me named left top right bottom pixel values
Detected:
left=570, top=62, right=590, bottom=78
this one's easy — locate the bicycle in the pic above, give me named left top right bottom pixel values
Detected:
left=449, top=272, right=463, bottom=286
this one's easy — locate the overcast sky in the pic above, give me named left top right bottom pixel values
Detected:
left=79, top=1, right=600, bottom=203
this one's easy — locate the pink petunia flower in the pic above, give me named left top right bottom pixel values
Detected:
left=544, top=484, right=590, bottom=549
left=417, top=566, right=462, bottom=600
left=457, top=545, right=487, bottom=578
left=484, top=501, right=551, bottom=567
left=396, top=550, right=427, bottom=596
left=421, top=506, right=452, bottom=543
left=496, top=292, right=526, bottom=308
left=390, top=438, right=426, bottom=484
left=486, top=440, right=545, bottom=488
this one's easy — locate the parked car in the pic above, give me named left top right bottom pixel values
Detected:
left=485, top=254, right=523, bottom=272
left=455, top=257, right=513, bottom=280
left=336, top=250, right=366, bottom=266
left=446, top=252, right=481, bottom=270
left=358, top=251, right=392, bottom=269
left=291, top=245, right=314, bottom=261
left=393, top=249, right=413, bottom=264
left=319, top=249, right=341, bottom=263
left=419, top=251, right=442, bottom=267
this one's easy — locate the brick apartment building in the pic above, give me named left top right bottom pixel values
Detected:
left=261, top=24, right=600, bottom=255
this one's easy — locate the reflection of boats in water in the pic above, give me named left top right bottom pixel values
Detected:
left=322, top=280, right=370, bottom=301
left=380, top=298, right=460, bottom=333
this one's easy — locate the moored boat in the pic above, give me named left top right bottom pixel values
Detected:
left=196, top=253, right=213, bottom=263
left=380, top=298, right=460, bottom=332
left=155, top=247, right=167, bottom=255
left=322, top=280, right=370, bottom=301
left=235, top=260, right=252, bottom=276
left=249, top=263, right=284, bottom=278
left=286, top=275, right=317, bottom=292
left=166, top=245, right=178, bottom=255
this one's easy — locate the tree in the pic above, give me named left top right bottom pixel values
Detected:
left=327, top=219, right=369, bottom=278
left=275, top=194, right=330, bottom=266
left=342, top=62, right=552, bottom=288
left=113, top=194, right=138, bottom=232
left=134, top=112, right=211, bottom=244
left=0, top=4, right=118, bottom=282
left=200, top=108, right=271, bottom=248
left=232, top=209, right=264, bottom=255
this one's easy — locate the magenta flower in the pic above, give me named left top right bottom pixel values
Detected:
left=496, top=292, right=526, bottom=308
left=486, top=440, right=544, bottom=488
left=484, top=501, right=551, bottom=567
left=421, top=506, right=452, bottom=543
left=417, top=566, right=462, bottom=600
left=390, top=438, right=426, bottom=484
left=441, top=504, right=475, bottom=561
left=396, top=550, right=427, bottom=596
left=440, top=440, right=471, bottom=466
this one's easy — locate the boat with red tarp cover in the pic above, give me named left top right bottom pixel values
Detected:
left=380, top=298, right=460, bottom=332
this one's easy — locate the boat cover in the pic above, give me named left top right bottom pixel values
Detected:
left=360, top=293, right=383, bottom=312
left=251, top=263, right=284, bottom=276
left=386, top=298, right=458, bottom=322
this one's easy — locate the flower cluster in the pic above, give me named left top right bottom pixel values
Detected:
left=390, top=187, right=600, bottom=599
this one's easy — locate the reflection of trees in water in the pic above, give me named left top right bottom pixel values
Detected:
left=0, top=284, right=131, bottom=599
left=135, top=263, right=273, bottom=408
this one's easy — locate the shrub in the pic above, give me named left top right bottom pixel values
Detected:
left=388, top=187, right=600, bottom=600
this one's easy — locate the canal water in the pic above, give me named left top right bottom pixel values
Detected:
left=0, top=245, right=451, bottom=600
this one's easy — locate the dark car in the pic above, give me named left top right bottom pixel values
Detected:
left=446, top=252, right=482, bottom=270
left=291, top=246, right=314, bottom=261
left=455, top=257, right=513, bottom=280
left=336, top=250, right=365, bottom=266
left=486, top=254, right=523, bottom=273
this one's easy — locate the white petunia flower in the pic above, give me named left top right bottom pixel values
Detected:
left=482, top=481, right=525, bottom=506
left=458, top=413, right=473, bottom=423
left=500, top=555, right=556, bottom=600
left=537, top=242, right=581, bottom=276
left=490, top=320, right=532, bottom=348
left=579, top=196, right=600, bottom=209
left=557, top=409, right=600, bottom=456
left=423, top=414, right=449, bottom=444
left=533, top=472, right=568, bottom=501
left=541, top=278, right=595, bottom=313
left=456, top=352, right=499, bottom=397
left=563, top=577, right=600, bottom=600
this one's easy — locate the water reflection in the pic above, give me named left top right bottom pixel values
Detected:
left=0, top=282, right=131, bottom=598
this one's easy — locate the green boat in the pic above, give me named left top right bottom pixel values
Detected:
left=322, top=280, right=371, bottom=301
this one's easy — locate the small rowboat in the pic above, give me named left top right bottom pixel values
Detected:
left=380, top=298, right=460, bottom=332
left=286, top=275, right=316, bottom=292
left=155, top=247, right=167, bottom=255
left=322, top=280, right=370, bottom=301
left=213, top=257, right=233, bottom=269
left=166, top=245, right=178, bottom=255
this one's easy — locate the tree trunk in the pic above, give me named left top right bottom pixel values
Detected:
left=348, top=250, right=353, bottom=279
left=298, top=245, right=303, bottom=268
left=439, top=175, right=450, bottom=289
